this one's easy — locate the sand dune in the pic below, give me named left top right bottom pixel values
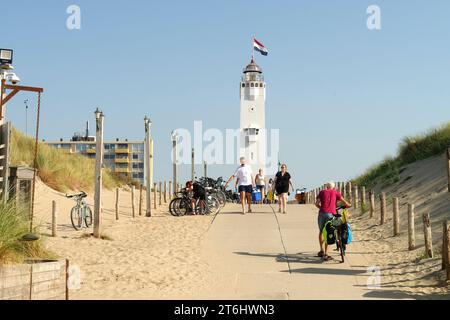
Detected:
left=350, top=154, right=450, bottom=299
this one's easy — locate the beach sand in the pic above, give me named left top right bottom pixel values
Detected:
left=33, top=181, right=216, bottom=300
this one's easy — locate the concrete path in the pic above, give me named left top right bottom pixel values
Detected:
left=201, top=204, right=378, bottom=300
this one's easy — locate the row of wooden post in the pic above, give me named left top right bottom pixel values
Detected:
left=114, top=181, right=182, bottom=219
left=50, top=181, right=183, bottom=236
left=305, top=180, right=450, bottom=283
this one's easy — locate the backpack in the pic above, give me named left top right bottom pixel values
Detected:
left=322, top=221, right=336, bottom=245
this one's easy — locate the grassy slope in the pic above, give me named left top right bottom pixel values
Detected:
left=10, top=128, right=130, bottom=192
left=354, top=122, right=450, bottom=188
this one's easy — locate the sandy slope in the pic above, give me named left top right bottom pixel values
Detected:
left=350, top=154, right=450, bottom=299
left=33, top=181, right=216, bottom=299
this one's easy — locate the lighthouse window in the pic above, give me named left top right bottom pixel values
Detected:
left=242, top=84, right=245, bottom=88
left=255, top=83, right=259, bottom=87
left=251, top=83, right=254, bottom=87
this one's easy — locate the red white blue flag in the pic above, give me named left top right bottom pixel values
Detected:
left=253, top=38, right=268, bottom=56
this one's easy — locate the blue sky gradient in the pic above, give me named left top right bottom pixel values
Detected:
left=2, top=0, right=450, bottom=189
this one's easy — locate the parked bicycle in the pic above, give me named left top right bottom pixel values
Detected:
left=169, top=188, right=210, bottom=216
left=66, top=191, right=93, bottom=231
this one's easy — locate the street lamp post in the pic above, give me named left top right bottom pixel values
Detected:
left=144, top=116, right=152, bottom=217
left=93, top=108, right=104, bottom=238
left=171, top=131, right=178, bottom=194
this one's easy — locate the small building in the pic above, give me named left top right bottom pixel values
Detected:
left=8, top=166, right=36, bottom=214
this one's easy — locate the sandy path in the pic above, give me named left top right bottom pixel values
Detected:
left=33, top=181, right=216, bottom=299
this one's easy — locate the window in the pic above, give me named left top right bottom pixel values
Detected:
left=242, top=83, right=245, bottom=88
left=104, top=154, right=115, bottom=160
left=246, top=83, right=249, bottom=87
left=251, top=83, right=254, bottom=87
left=255, top=83, right=259, bottom=87
left=117, top=144, right=128, bottom=149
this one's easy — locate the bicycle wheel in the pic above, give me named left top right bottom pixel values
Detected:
left=337, top=231, right=346, bottom=263
left=216, top=190, right=226, bottom=208
left=206, top=195, right=220, bottom=215
left=176, top=198, right=190, bottom=216
left=169, top=198, right=181, bottom=216
left=196, top=199, right=209, bottom=215
left=70, top=206, right=83, bottom=231
left=84, top=206, right=93, bottom=227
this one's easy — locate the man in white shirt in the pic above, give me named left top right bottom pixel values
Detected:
left=225, top=157, right=255, bottom=214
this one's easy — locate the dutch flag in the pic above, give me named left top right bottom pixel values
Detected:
left=253, top=38, right=268, bottom=56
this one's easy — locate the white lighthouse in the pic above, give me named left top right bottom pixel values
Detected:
left=240, top=58, right=266, bottom=174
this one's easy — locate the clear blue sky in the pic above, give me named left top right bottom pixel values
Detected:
left=2, top=0, right=450, bottom=189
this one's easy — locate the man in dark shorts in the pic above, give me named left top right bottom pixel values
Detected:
left=315, top=181, right=351, bottom=261
left=224, top=157, right=255, bottom=214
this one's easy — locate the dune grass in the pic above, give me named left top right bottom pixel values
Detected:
left=354, top=122, right=450, bottom=188
left=10, top=128, right=128, bottom=192
left=0, top=201, right=53, bottom=265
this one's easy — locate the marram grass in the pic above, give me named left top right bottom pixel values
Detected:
left=354, top=122, right=450, bottom=188
left=11, top=127, right=129, bottom=192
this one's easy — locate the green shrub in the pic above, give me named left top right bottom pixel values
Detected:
left=354, top=122, right=450, bottom=188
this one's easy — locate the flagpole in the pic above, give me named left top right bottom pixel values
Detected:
left=252, top=36, right=254, bottom=61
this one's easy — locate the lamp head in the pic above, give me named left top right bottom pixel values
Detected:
left=0, top=49, right=13, bottom=65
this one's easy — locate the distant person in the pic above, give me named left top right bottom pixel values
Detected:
left=255, top=169, right=266, bottom=204
left=273, top=164, right=294, bottom=214
left=225, top=157, right=255, bottom=214
left=315, top=181, right=351, bottom=261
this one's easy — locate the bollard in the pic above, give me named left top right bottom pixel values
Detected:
left=369, top=191, right=375, bottom=219
left=393, top=197, right=400, bottom=236
left=408, top=204, right=415, bottom=251
left=153, top=183, right=157, bottom=210
left=115, top=188, right=119, bottom=220
left=139, top=185, right=143, bottom=216
left=422, top=213, right=433, bottom=258
left=131, top=186, right=135, bottom=218
left=380, top=192, right=386, bottom=225
left=52, top=201, right=57, bottom=237
left=159, top=181, right=162, bottom=206
left=164, top=181, right=167, bottom=203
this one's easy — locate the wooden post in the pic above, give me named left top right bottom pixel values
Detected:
left=169, top=181, right=173, bottom=198
left=204, top=161, right=207, bottom=179
left=172, top=132, right=178, bottom=197
left=153, top=183, right=157, bottom=210
left=191, top=148, right=195, bottom=181
left=159, top=181, right=162, bottom=206
left=443, top=221, right=449, bottom=271
left=131, top=186, right=135, bottom=218
left=442, top=221, right=450, bottom=285
left=139, top=185, right=143, bottom=216
left=164, top=181, right=167, bottom=203
left=408, top=204, right=415, bottom=250
left=144, top=117, right=152, bottom=217
left=115, top=188, right=119, bottom=220
left=353, top=185, right=359, bottom=209
left=422, top=213, right=433, bottom=258
left=361, top=186, right=366, bottom=208
left=447, top=148, right=450, bottom=192
left=393, top=197, right=400, bottom=236
left=347, top=182, right=352, bottom=203
left=52, top=200, right=57, bottom=237
left=93, top=109, right=104, bottom=238
left=380, top=192, right=386, bottom=225
left=369, top=190, right=375, bottom=219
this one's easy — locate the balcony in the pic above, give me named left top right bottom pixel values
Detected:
left=115, top=158, right=130, bottom=164
left=115, top=148, right=130, bottom=154
left=115, top=167, right=130, bottom=173
left=86, top=148, right=96, bottom=154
